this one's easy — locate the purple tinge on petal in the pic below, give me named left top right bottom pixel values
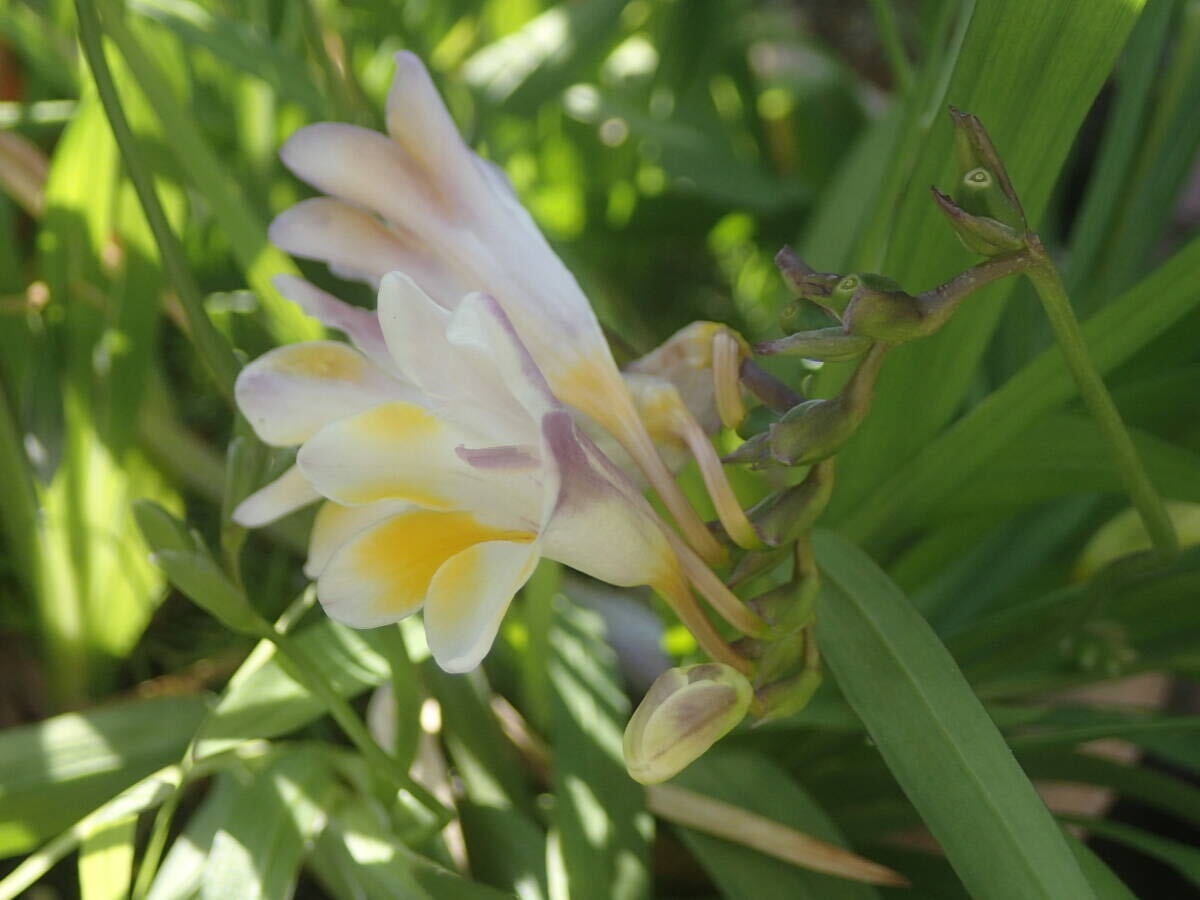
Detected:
left=445, top=293, right=560, bottom=419
left=279, top=123, right=449, bottom=231
left=269, top=198, right=411, bottom=282
left=455, top=443, right=541, bottom=471
left=272, top=275, right=391, bottom=367
left=537, top=409, right=674, bottom=590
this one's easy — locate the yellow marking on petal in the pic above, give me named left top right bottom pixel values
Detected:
left=353, top=401, right=443, bottom=441
left=351, top=510, right=535, bottom=616
left=430, top=542, right=538, bottom=630
left=332, top=403, right=455, bottom=507
left=273, top=343, right=369, bottom=380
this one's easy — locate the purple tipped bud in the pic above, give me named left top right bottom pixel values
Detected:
left=623, top=663, right=753, bottom=784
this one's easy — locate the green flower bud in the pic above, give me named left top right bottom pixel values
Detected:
left=623, top=663, right=753, bottom=784
left=756, top=668, right=823, bottom=721
left=755, top=327, right=871, bottom=361
left=747, top=458, right=835, bottom=546
left=947, top=106, right=1027, bottom=232
left=774, top=246, right=842, bottom=317
left=841, top=283, right=927, bottom=343
left=930, top=187, right=1026, bottom=258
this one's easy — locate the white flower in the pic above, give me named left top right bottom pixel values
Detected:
left=235, top=274, right=696, bottom=673
left=267, top=51, right=723, bottom=561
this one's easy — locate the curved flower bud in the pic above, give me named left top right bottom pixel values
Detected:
left=269, top=51, right=721, bottom=561
left=623, top=663, right=753, bottom=784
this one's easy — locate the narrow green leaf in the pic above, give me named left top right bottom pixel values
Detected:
left=813, top=530, right=1092, bottom=899
left=78, top=815, right=137, bottom=900
left=930, top=412, right=1200, bottom=522
left=1018, top=749, right=1200, bottom=828
left=201, top=747, right=338, bottom=900
left=0, top=766, right=182, bottom=900
left=1065, top=0, right=1179, bottom=304
left=1064, top=834, right=1137, bottom=900
left=546, top=597, right=652, bottom=900
left=837, top=234, right=1200, bottom=548
left=95, top=0, right=321, bottom=345
left=423, top=664, right=537, bottom=816
left=0, top=695, right=206, bottom=857
left=827, top=0, right=1146, bottom=521
left=310, top=792, right=513, bottom=900
left=1064, top=816, right=1200, bottom=888
left=145, top=774, right=239, bottom=900
left=194, top=619, right=389, bottom=757
left=129, top=0, right=327, bottom=116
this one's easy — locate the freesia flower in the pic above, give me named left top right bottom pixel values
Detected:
left=234, top=274, right=743, bottom=672
left=268, top=51, right=725, bottom=562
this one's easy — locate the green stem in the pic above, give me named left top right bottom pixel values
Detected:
left=260, top=622, right=452, bottom=825
left=866, top=0, right=914, bottom=93
left=1023, top=242, right=1179, bottom=556
left=74, top=0, right=240, bottom=399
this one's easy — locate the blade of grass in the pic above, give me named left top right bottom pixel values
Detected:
left=836, top=234, right=1200, bottom=549
left=813, top=530, right=1093, bottom=899
left=90, top=0, right=321, bottom=348
left=827, top=0, right=1146, bottom=521
left=74, top=0, right=240, bottom=397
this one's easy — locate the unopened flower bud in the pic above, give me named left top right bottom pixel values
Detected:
left=623, top=663, right=753, bottom=784
left=756, top=668, right=823, bottom=721
left=945, top=107, right=1022, bottom=240
left=747, top=458, right=835, bottom=546
left=774, top=247, right=842, bottom=317
left=841, top=281, right=927, bottom=343
left=931, top=187, right=1026, bottom=258
left=755, top=326, right=872, bottom=361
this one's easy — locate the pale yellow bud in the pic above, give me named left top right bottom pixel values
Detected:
left=623, top=663, right=752, bottom=784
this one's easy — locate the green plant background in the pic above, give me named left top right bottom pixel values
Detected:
left=1, top=0, right=1199, bottom=897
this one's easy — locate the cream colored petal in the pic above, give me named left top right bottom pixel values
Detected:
left=385, top=52, right=489, bottom=206
left=305, top=499, right=410, bottom=579
left=316, top=508, right=535, bottom=629
left=423, top=538, right=541, bottom=673
left=272, top=275, right=391, bottom=368
left=235, top=341, right=418, bottom=446
left=232, top=465, right=320, bottom=528
left=537, top=410, right=679, bottom=593
left=377, top=274, right=531, bottom=443
left=296, top=401, right=543, bottom=528
left=280, top=122, right=453, bottom=235
left=270, top=198, right=468, bottom=301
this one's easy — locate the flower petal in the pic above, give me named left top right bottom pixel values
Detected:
left=385, top=52, right=488, bottom=205
left=423, top=538, right=540, bottom=673
left=232, top=465, right=320, bottom=528
left=538, top=409, right=679, bottom=592
left=270, top=198, right=467, bottom=300
left=272, top=275, right=391, bottom=367
left=316, top=508, right=535, bottom=629
left=235, top=341, right=416, bottom=446
left=445, top=292, right=559, bottom=421
left=297, top=401, right=543, bottom=527
left=377, top=274, right=532, bottom=442
left=280, top=122, right=451, bottom=233
left=305, top=499, right=410, bottom=579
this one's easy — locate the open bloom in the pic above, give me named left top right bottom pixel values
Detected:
left=268, top=50, right=722, bottom=561
left=235, top=274, right=699, bottom=672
